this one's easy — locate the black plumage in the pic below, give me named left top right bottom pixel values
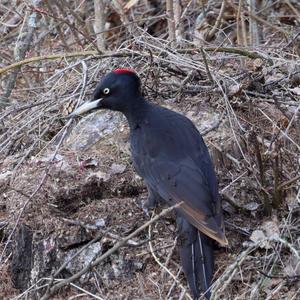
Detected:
left=71, top=69, right=228, bottom=299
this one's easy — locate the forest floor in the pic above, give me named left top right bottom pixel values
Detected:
left=0, top=1, right=299, bottom=299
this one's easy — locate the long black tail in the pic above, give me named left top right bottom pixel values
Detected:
left=177, top=215, right=214, bottom=299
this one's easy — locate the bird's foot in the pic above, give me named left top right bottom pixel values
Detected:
left=140, top=195, right=158, bottom=217
left=141, top=202, right=150, bottom=217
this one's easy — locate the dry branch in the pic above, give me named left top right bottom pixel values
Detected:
left=1, top=0, right=40, bottom=106
left=227, top=0, right=288, bottom=37
left=93, top=0, right=106, bottom=51
left=249, top=0, right=263, bottom=46
left=166, top=0, right=176, bottom=43
left=0, top=51, right=134, bottom=75
left=207, top=0, right=226, bottom=41
left=0, top=46, right=273, bottom=76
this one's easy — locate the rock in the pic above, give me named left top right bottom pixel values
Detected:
left=0, top=170, right=12, bottom=186
left=95, top=218, right=105, bottom=228
left=97, top=251, right=144, bottom=284
left=250, top=229, right=271, bottom=249
left=11, top=225, right=33, bottom=291
left=249, top=219, right=280, bottom=249
left=110, top=163, right=126, bottom=175
left=244, top=202, right=259, bottom=211
left=87, top=170, right=111, bottom=182
left=64, top=242, right=102, bottom=279
left=65, top=110, right=125, bottom=151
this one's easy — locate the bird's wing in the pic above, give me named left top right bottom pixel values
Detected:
left=143, top=156, right=227, bottom=246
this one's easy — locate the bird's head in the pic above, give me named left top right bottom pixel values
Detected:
left=70, top=69, right=142, bottom=116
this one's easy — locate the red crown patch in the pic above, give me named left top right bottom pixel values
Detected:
left=113, top=68, right=136, bottom=75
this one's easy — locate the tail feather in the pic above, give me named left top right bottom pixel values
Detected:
left=177, top=216, right=214, bottom=300
left=195, top=231, right=214, bottom=299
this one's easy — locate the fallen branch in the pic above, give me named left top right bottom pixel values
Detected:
left=0, top=46, right=273, bottom=76
left=0, top=51, right=139, bottom=75
left=203, top=47, right=272, bottom=62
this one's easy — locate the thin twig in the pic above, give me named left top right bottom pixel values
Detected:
left=148, top=220, right=192, bottom=300
left=207, top=0, right=226, bottom=40
left=200, top=47, right=214, bottom=84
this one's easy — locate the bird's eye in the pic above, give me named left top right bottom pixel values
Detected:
left=103, top=88, right=110, bottom=95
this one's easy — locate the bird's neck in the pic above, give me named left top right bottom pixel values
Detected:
left=123, top=97, right=151, bottom=129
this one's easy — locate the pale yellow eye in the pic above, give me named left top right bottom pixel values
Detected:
left=103, top=88, right=110, bottom=95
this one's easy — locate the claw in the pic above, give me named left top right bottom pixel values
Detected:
left=142, top=202, right=150, bottom=217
